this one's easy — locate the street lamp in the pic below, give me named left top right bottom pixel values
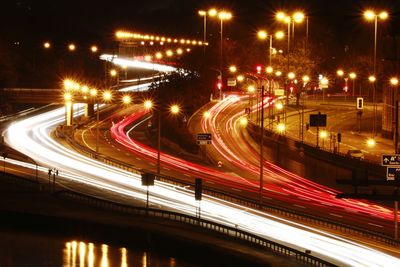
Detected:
left=68, top=43, right=76, bottom=51
left=390, top=77, right=399, bottom=154
left=368, top=75, right=377, bottom=135
left=212, top=10, right=232, bottom=100
left=91, top=45, right=98, bottom=53
left=43, top=42, right=51, bottom=49
left=364, top=9, right=389, bottom=137
left=257, top=30, right=284, bottom=67
left=229, top=65, right=237, bottom=73
left=144, top=100, right=180, bottom=175
left=349, top=72, right=357, bottom=96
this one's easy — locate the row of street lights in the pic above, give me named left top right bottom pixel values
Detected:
left=43, top=42, right=99, bottom=53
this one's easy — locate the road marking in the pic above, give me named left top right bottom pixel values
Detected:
left=184, top=174, right=191, bottom=177
left=163, top=167, right=171, bottom=171
left=117, top=149, right=121, bottom=151
left=274, top=191, right=289, bottom=196
left=149, top=163, right=155, bottom=166
left=329, top=213, right=343, bottom=218
left=135, top=158, right=142, bottom=161
left=206, top=181, right=215, bottom=184
left=344, top=208, right=358, bottom=213
left=368, top=223, right=383, bottom=228
left=125, top=153, right=130, bottom=156
left=231, top=188, right=242, bottom=192
left=294, top=204, right=306, bottom=209
left=263, top=196, right=272, bottom=200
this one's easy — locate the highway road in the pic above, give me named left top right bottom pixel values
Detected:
left=4, top=96, right=400, bottom=266
left=2, top=58, right=400, bottom=265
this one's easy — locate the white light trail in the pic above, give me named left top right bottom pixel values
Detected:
left=4, top=73, right=400, bottom=267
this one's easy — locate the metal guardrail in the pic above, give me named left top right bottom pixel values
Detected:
left=63, top=134, right=400, bottom=247
left=57, top=190, right=336, bottom=267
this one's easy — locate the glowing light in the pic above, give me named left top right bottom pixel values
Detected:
left=288, top=72, right=295, bottom=80
left=277, top=123, right=286, bottom=133
left=237, top=75, right=244, bottom=82
left=229, top=65, right=237, bottom=73
left=166, top=50, right=173, bottom=57
left=319, top=130, right=328, bottom=139
left=337, top=69, right=344, bottom=76
left=110, top=69, right=118, bottom=77
left=275, top=102, right=284, bottom=110
left=203, top=111, right=211, bottom=118
left=144, top=55, right=152, bottom=62
left=43, top=42, right=51, bottom=49
left=275, top=31, right=285, bottom=39
left=102, top=91, right=112, bottom=102
left=364, top=10, right=375, bottom=20
left=239, top=117, right=248, bottom=127
left=275, top=71, right=282, bottom=77
left=349, top=72, right=356, bottom=79
left=144, top=100, right=153, bottom=110
left=218, top=11, right=232, bottom=20
left=155, top=52, right=163, bottom=59
left=276, top=12, right=287, bottom=21
left=247, top=85, right=256, bottom=93
left=302, top=75, right=310, bottom=82
left=90, top=89, right=97, bottom=97
left=208, top=8, right=217, bottom=17
left=266, top=66, right=273, bottom=74
left=367, top=138, right=376, bottom=147
left=64, top=92, right=72, bottom=102
left=81, top=85, right=89, bottom=94
left=379, top=11, right=389, bottom=20
left=390, top=77, right=398, bottom=86
left=257, top=30, right=268, bottom=40
left=176, top=48, right=183, bottom=55
left=68, top=44, right=76, bottom=51
left=368, top=75, right=376, bottom=83
left=122, top=95, right=132, bottom=105
left=293, top=12, right=305, bottom=23
left=170, top=104, right=180, bottom=114
left=91, top=45, right=98, bottom=53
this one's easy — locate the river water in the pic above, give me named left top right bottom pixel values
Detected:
left=0, top=229, right=203, bottom=267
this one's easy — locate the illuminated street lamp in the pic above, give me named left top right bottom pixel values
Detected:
left=91, top=45, right=98, bottom=53
left=319, top=130, right=328, bottom=148
left=68, top=43, right=76, bottom=51
left=110, top=69, right=118, bottom=77
left=391, top=77, right=399, bottom=154
left=349, top=72, right=357, bottom=96
left=257, top=30, right=284, bottom=66
left=277, top=123, right=286, bottom=133
left=144, top=100, right=180, bottom=174
left=367, top=138, right=376, bottom=147
left=364, top=9, right=389, bottom=136
left=43, top=42, right=51, bottom=49
left=229, top=65, right=237, bottom=73
left=122, top=95, right=132, bottom=105
left=102, top=91, right=112, bottom=102
left=337, top=69, right=344, bottom=77
left=236, top=75, right=244, bottom=82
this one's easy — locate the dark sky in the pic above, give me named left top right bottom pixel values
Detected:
left=1, top=0, right=399, bottom=49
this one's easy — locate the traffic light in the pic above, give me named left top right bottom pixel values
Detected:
left=195, top=178, right=202, bottom=201
left=356, top=97, right=363, bottom=110
left=256, top=65, right=262, bottom=74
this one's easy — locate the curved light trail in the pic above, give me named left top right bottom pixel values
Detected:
left=3, top=60, right=400, bottom=266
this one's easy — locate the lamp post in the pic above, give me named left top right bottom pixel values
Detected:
left=144, top=100, right=180, bottom=175
left=257, top=30, right=284, bottom=67
left=349, top=72, right=357, bottom=96
left=198, top=9, right=216, bottom=55
left=216, top=10, right=232, bottom=100
left=368, top=75, right=377, bottom=136
left=364, top=9, right=389, bottom=137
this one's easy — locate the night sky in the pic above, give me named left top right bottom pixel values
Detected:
left=2, top=0, right=399, bottom=47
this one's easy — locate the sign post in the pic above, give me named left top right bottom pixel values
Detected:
left=309, top=112, right=327, bottom=148
left=197, top=133, right=212, bottom=162
left=381, top=154, right=400, bottom=240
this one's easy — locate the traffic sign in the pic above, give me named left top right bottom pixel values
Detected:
left=382, top=154, right=400, bottom=166
left=309, top=113, right=327, bottom=127
left=197, top=133, right=212, bottom=145
left=386, top=167, right=400, bottom=180
left=227, top=78, right=237, bottom=87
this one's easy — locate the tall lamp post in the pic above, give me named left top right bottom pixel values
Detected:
left=349, top=72, right=357, bottom=96
left=215, top=10, right=232, bottom=100
left=364, top=9, right=389, bottom=137
left=257, top=30, right=285, bottom=67
left=198, top=9, right=217, bottom=55
left=144, top=100, right=180, bottom=175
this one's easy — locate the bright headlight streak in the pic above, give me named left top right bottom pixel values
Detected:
left=5, top=75, right=400, bottom=266
left=100, top=54, right=176, bottom=72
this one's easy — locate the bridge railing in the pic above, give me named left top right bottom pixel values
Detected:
left=62, top=135, right=400, bottom=247
left=56, top=189, right=336, bottom=267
